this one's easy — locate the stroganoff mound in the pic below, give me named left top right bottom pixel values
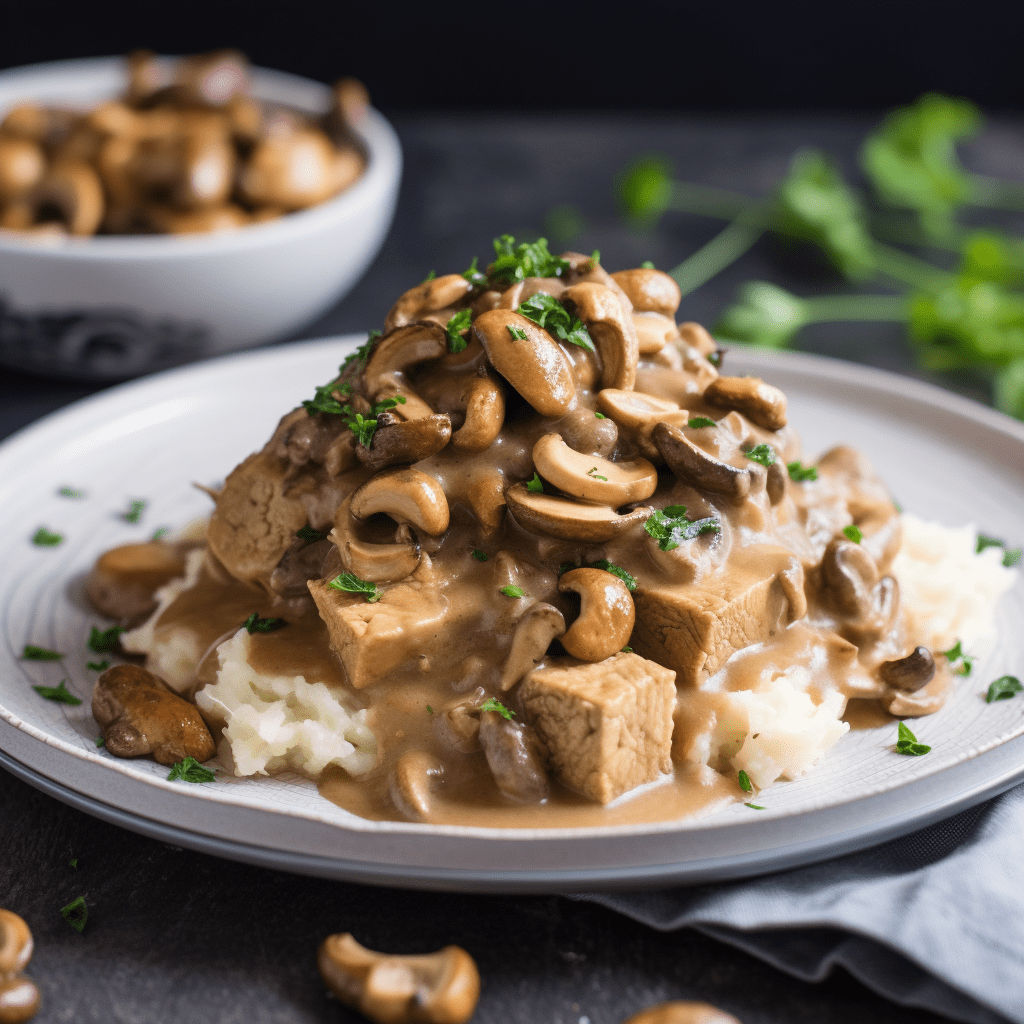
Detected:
left=112, top=238, right=1016, bottom=825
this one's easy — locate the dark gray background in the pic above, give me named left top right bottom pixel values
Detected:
left=4, top=111, right=1019, bottom=1022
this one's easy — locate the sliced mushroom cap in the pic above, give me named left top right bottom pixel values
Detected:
left=270, top=537, right=335, bottom=597
left=880, top=646, right=936, bottom=692
left=350, top=467, right=450, bottom=536
left=622, top=1001, right=742, bottom=1024
left=560, top=281, right=638, bottom=390
left=26, top=162, right=105, bottom=236
left=596, top=388, right=690, bottom=460
left=356, top=414, right=452, bottom=471
left=561, top=251, right=634, bottom=310
left=451, top=372, right=505, bottom=453
left=611, top=268, right=682, bottom=317
left=389, top=750, right=443, bottom=822
left=363, top=321, right=448, bottom=406
left=237, top=128, right=334, bottom=209
left=820, top=538, right=880, bottom=619
left=478, top=711, right=549, bottom=803
left=500, top=602, right=566, bottom=691
left=703, top=375, right=787, bottom=431
left=318, top=933, right=480, bottom=1024
left=555, top=405, right=619, bottom=459
left=385, top=274, right=475, bottom=331
left=559, top=568, right=635, bottom=662
left=652, top=422, right=755, bottom=501
left=0, top=137, right=44, bottom=202
left=505, top=483, right=651, bottom=543
left=677, top=321, right=719, bottom=357
left=0, top=909, right=38, bottom=1024
left=86, top=540, right=188, bottom=624
left=332, top=496, right=421, bottom=583
left=497, top=275, right=566, bottom=310
left=472, top=309, right=577, bottom=417
left=632, top=312, right=675, bottom=354
left=533, top=433, right=658, bottom=506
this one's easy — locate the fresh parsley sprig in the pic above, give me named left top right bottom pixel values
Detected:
left=644, top=506, right=722, bottom=551
left=479, top=697, right=515, bottom=719
left=329, top=572, right=382, bottom=603
left=22, top=644, right=63, bottom=661
left=32, top=527, right=63, bottom=547
left=559, top=558, right=638, bottom=592
left=941, top=639, right=974, bottom=676
left=744, top=443, right=777, bottom=467
left=787, top=460, right=818, bottom=481
left=489, top=235, right=570, bottom=284
left=986, top=675, right=1022, bottom=702
left=445, top=309, right=472, bottom=354
left=167, top=757, right=216, bottom=783
left=895, top=720, right=931, bottom=755
left=517, top=293, right=595, bottom=352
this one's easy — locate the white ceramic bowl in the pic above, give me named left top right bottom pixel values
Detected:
left=0, top=57, right=402, bottom=379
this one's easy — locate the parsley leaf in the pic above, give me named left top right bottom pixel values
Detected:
left=329, top=572, right=382, bottom=602
left=587, top=466, right=608, bottom=481
left=58, top=487, right=85, bottom=498
left=644, top=508, right=722, bottom=551
left=843, top=524, right=864, bottom=543
left=341, top=330, right=380, bottom=371
left=95, top=736, right=104, bottom=747
left=490, top=235, right=569, bottom=284
left=787, top=460, right=818, bottom=482
left=167, top=756, right=216, bottom=783
left=641, top=260, right=655, bottom=269
left=33, top=680, right=82, bottom=705
left=621, top=646, right=634, bottom=653
left=738, top=769, right=752, bottom=792
left=517, top=292, right=595, bottom=352
left=687, top=416, right=716, bottom=428
left=526, top=472, right=544, bottom=493
left=745, top=803, right=766, bottom=810
left=1005, top=548, right=1023, bottom=568
left=987, top=676, right=1023, bottom=702
left=122, top=500, right=146, bottom=524
left=88, top=626, right=124, bottom=652
left=942, top=639, right=974, bottom=676
left=297, top=525, right=329, bottom=545
left=151, top=527, right=169, bottom=541
left=479, top=697, right=515, bottom=719
left=594, top=412, right=607, bottom=419
left=422, top=270, right=436, bottom=283
left=87, top=660, right=109, bottom=672
left=585, top=559, right=637, bottom=592
left=744, top=443, right=777, bottom=467
left=500, top=585, right=525, bottom=598
left=895, top=720, right=931, bottom=755
left=507, top=325, right=528, bottom=341
left=61, top=896, right=88, bottom=933
left=976, top=533, right=1023, bottom=567
left=472, top=549, right=488, bottom=562
left=445, top=309, right=472, bottom=354
left=462, top=256, right=488, bottom=288
left=32, top=527, right=63, bottom=547
left=302, top=378, right=351, bottom=416
left=243, top=612, right=287, bottom=634
left=22, top=644, right=62, bottom=661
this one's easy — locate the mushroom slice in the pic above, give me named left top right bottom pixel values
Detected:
left=356, top=414, right=452, bottom=471
left=478, top=712, right=550, bottom=803
left=533, top=433, right=658, bottom=506
left=26, top=161, right=105, bottom=236
left=560, top=281, right=639, bottom=390
left=497, top=276, right=565, bottom=310
left=384, top=274, right=475, bottom=331
left=596, top=388, right=690, bottom=460
left=879, top=646, right=936, bottom=692
left=500, top=602, right=566, bottom=691
left=0, top=908, right=39, bottom=1023
left=559, top=568, right=636, bottom=663
left=703, top=375, right=787, bottom=431
left=332, top=495, right=422, bottom=583
left=472, top=309, right=577, bottom=417
left=652, top=422, right=754, bottom=501
left=451, top=372, right=505, bottom=453
left=678, top=321, right=718, bottom=357
left=505, top=483, right=651, bottom=543
left=611, top=268, right=683, bottom=318
left=561, top=251, right=634, bottom=310
left=632, top=312, right=675, bottom=354
left=623, top=1001, right=742, bottom=1024
left=350, top=467, right=450, bottom=536
left=363, top=321, right=448, bottom=411
left=389, top=750, right=443, bottom=822
left=86, top=540, right=188, bottom=624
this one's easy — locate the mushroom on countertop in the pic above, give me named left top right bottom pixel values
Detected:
left=0, top=910, right=39, bottom=1024
left=622, top=1001, right=742, bottom=1024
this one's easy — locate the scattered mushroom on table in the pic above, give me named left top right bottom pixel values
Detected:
left=0, top=910, right=39, bottom=1024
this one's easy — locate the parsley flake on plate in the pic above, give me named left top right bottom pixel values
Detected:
left=32, top=527, right=63, bottom=547
left=941, top=639, right=974, bottom=676
left=895, top=720, right=931, bottom=756
left=87, top=660, right=109, bottom=672
left=687, top=416, right=716, bottom=429
left=243, top=612, right=287, bottom=634
left=976, top=533, right=1023, bottom=567
left=88, top=625, right=124, bottom=653
left=787, top=460, right=818, bottom=482
left=58, top=486, right=85, bottom=498
left=95, top=736, right=105, bottom=747
left=745, top=803, right=766, bottom=810
left=167, top=756, right=216, bottom=783
left=738, top=769, right=753, bottom=792
left=33, top=680, right=82, bottom=706
left=329, top=572, right=382, bottom=603
left=986, top=675, right=1022, bottom=703
left=22, top=644, right=62, bottom=661
left=61, top=896, right=88, bottom=933
left=479, top=697, right=515, bottom=719
left=121, top=499, right=146, bottom=524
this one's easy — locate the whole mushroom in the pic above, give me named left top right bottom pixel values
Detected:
left=0, top=910, right=39, bottom=1024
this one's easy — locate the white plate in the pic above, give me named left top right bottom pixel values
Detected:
left=1, top=338, right=1022, bottom=892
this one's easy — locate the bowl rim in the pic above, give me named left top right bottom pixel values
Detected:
left=0, top=55, right=402, bottom=260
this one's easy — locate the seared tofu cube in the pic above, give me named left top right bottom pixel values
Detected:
left=520, top=652, right=675, bottom=804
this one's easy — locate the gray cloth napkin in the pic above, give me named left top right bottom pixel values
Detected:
left=575, top=784, right=1024, bottom=1024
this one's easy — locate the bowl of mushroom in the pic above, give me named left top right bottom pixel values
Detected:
left=0, top=51, right=401, bottom=379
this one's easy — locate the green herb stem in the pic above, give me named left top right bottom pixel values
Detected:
left=799, top=294, right=907, bottom=324
left=667, top=180, right=750, bottom=220
left=668, top=210, right=766, bottom=299
left=870, top=242, right=947, bottom=292
left=969, top=174, right=1024, bottom=214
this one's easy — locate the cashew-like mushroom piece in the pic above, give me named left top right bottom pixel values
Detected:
left=133, top=121, right=235, bottom=210
left=0, top=910, right=38, bottom=1024
left=478, top=711, right=550, bottom=802
left=363, top=322, right=448, bottom=417
left=596, top=388, right=690, bottom=460
left=652, top=422, right=758, bottom=501
left=622, top=1001, right=742, bottom=1024
left=500, top=602, right=566, bottom=690
left=390, top=750, right=443, bottom=822
left=238, top=128, right=341, bottom=211
left=332, top=496, right=421, bottom=583
left=880, top=646, right=936, bottom=692
left=451, top=372, right=505, bottom=453
left=559, top=568, right=636, bottom=662
left=496, top=275, right=565, bottom=310
left=86, top=540, right=188, bottom=624
left=678, top=321, right=718, bottom=357
left=533, top=433, right=658, bottom=506
left=5, top=162, right=105, bottom=236
left=555, top=405, right=619, bottom=459
left=560, top=281, right=639, bottom=390
left=561, top=251, right=634, bottom=310
left=703, top=375, right=787, bottom=431
left=145, top=203, right=248, bottom=234
left=0, top=138, right=44, bottom=203
left=632, top=312, right=676, bottom=354
left=611, top=268, right=682, bottom=317
left=472, top=309, right=577, bottom=417
left=318, top=933, right=480, bottom=1024
left=175, top=49, right=250, bottom=105
left=356, top=413, right=452, bottom=471
left=92, top=664, right=216, bottom=765
left=765, top=459, right=787, bottom=505
left=385, top=274, right=475, bottom=331
left=505, top=483, right=651, bottom=543
left=820, top=539, right=899, bottom=640
left=351, top=468, right=450, bottom=536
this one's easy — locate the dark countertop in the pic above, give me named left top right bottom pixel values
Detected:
left=6, top=111, right=1015, bottom=1024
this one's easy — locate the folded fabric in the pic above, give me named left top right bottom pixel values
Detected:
left=575, top=784, right=1024, bottom=1024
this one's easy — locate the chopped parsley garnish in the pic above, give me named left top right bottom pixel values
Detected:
left=58, top=487, right=85, bottom=498
left=587, top=467, right=608, bottom=481
left=32, top=527, right=63, bottom=546
left=462, top=256, right=488, bottom=288
left=787, top=461, right=818, bottom=482
left=343, top=395, right=407, bottom=449
left=479, top=697, right=515, bottom=719
left=644, top=507, right=722, bottom=551
left=594, top=412, right=607, bottom=419
left=745, top=803, right=766, bottom=810
left=151, top=527, right=169, bottom=541
left=302, top=378, right=350, bottom=416
left=507, top=325, right=528, bottom=341
left=88, top=625, right=124, bottom=653
left=621, top=646, right=634, bottom=653
left=445, top=309, right=472, bottom=354
left=976, top=533, right=1023, bottom=567
left=708, top=348, right=726, bottom=368
left=687, top=417, right=716, bottom=429
left=422, top=270, right=436, bottom=283
left=95, top=736, right=105, bottom=747
left=744, top=444, right=777, bottom=467
left=1004, top=548, right=1023, bottom=568
left=341, top=330, right=380, bottom=371
left=738, top=770, right=753, bottom=792
left=640, top=260, right=655, bottom=269
left=986, top=676, right=1023, bottom=702
left=941, top=639, right=974, bottom=676
left=243, top=612, right=287, bottom=634
left=585, top=558, right=638, bottom=592
left=472, top=549, right=488, bottom=562
left=122, top=500, right=146, bottom=524
left=426, top=705, right=433, bottom=714
left=33, top=680, right=82, bottom=706
left=589, top=249, right=601, bottom=266
left=329, top=572, right=382, bottom=602
left=70, top=858, right=78, bottom=869
left=22, top=644, right=62, bottom=661
left=500, top=585, right=525, bottom=598
left=526, top=472, right=544, bottom=493
left=167, top=756, right=216, bottom=783
left=843, top=524, right=864, bottom=543
left=87, top=661, right=109, bottom=672
left=489, top=235, right=569, bottom=284
left=517, top=292, right=595, bottom=352
left=895, top=720, right=931, bottom=756
left=61, top=896, right=88, bottom=933
left=296, top=525, right=329, bottom=545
